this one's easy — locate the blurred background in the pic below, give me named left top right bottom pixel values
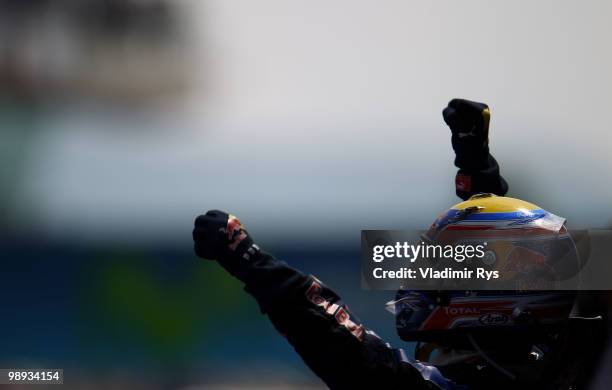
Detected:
left=1, top=0, right=611, bottom=388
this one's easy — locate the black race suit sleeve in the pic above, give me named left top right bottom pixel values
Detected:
left=220, top=249, right=455, bottom=390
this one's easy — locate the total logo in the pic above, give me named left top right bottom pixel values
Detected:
left=443, top=307, right=480, bottom=315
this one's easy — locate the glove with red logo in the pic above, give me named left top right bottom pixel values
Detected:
left=442, top=98, right=491, bottom=170
left=193, top=210, right=260, bottom=275
left=442, top=98, right=508, bottom=200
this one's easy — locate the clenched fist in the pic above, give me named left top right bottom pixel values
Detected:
left=442, top=98, right=491, bottom=170
left=193, top=210, right=258, bottom=262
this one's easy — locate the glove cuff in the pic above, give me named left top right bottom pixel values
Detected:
left=455, top=154, right=508, bottom=200
left=217, top=237, right=261, bottom=280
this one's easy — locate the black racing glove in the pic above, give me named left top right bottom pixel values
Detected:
left=442, top=98, right=508, bottom=199
left=442, top=98, right=491, bottom=170
left=193, top=210, right=260, bottom=277
left=193, top=211, right=307, bottom=312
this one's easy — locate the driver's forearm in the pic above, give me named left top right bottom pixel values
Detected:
left=227, top=250, right=436, bottom=390
left=226, top=248, right=312, bottom=313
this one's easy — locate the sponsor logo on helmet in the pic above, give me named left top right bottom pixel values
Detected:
left=443, top=307, right=480, bottom=315
left=478, top=312, right=509, bottom=326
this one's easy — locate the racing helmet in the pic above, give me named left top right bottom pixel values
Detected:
left=387, top=194, right=579, bottom=348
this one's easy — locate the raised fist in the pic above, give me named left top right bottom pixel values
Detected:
left=193, top=210, right=257, bottom=261
left=442, top=98, right=491, bottom=169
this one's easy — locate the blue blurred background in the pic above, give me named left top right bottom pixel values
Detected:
left=1, top=1, right=612, bottom=388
